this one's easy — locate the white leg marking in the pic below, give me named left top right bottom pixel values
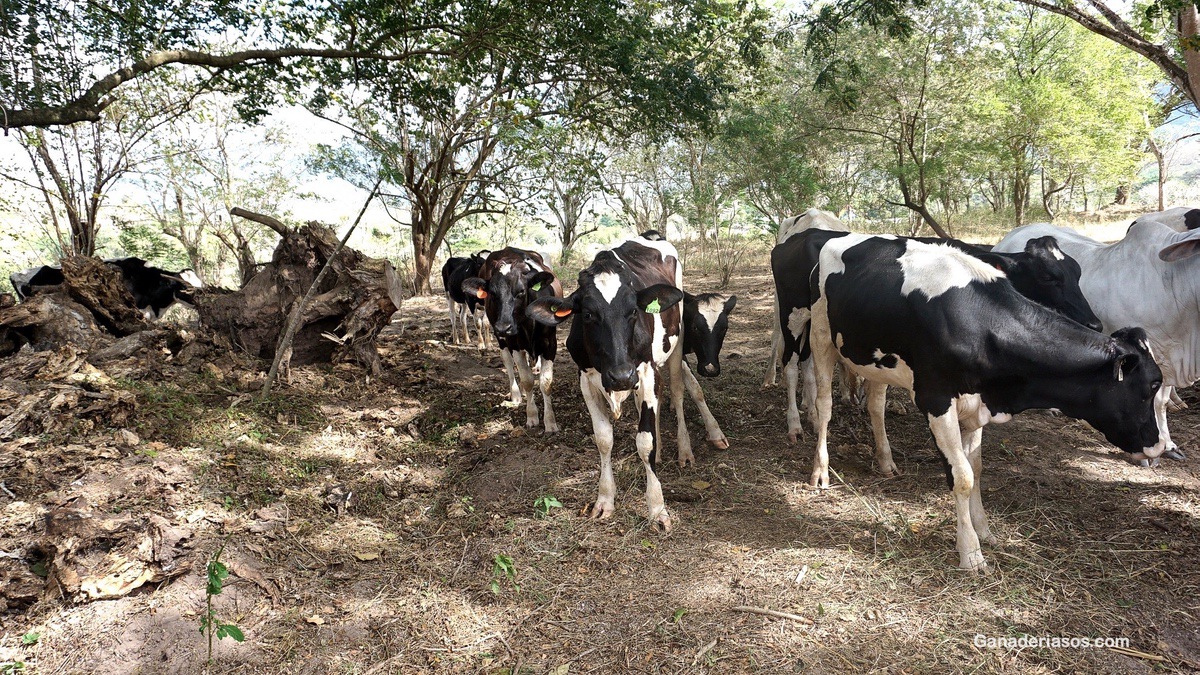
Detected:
left=580, top=369, right=616, bottom=519
left=928, top=406, right=987, bottom=573
left=513, top=350, right=539, bottom=428
left=682, top=360, right=727, bottom=448
left=668, top=346, right=693, bottom=467
left=808, top=300, right=836, bottom=489
left=866, top=381, right=898, bottom=476
left=499, top=349, right=522, bottom=405
left=785, top=356, right=803, bottom=443
left=539, top=357, right=558, bottom=434
left=634, top=363, right=671, bottom=531
left=446, top=294, right=460, bottom=344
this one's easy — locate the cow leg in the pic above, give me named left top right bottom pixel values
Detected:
left=785, top=356, right=804, bottom=443
left=539, top=357, right=558, bottom=434
left=445, top=294, right=459, bottom=343
left=763, top=306, right=783, bottom=387
left=866, top=381, right=898, bottom=476
left=1152, top=385, right=1184, bottom=462
left=961, top=424, right=995, bottom=547
left=669, top=346, right=695, bottom=467
left=580, top=370, right=617, bottom=519
left=927, top=406, right=987, bottom=573
left=499, top=348, right=523, bottom=405
left=513, top=351, right=539, bottom=428
left=635, top=362, right=671, bottom=531
left=681, top=359, right=728, bottom=449
left=478, top=314, right=491, bottom=349
left=459, top=305, right=473, bottom=344
left=808, top=330, right=837, bottom=489
left=1167, top=386, right=1188, bottom=413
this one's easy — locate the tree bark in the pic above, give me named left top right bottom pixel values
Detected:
left=1147, top=133, right=1166, bottom=211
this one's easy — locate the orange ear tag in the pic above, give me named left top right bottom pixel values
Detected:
left=554, top=308, right=573, bottom=318
left=475, top=288, right=488, bottom=299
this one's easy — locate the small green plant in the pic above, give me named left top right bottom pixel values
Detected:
left=200, top=538, right=245, bottom=665
left=533, top=495, right=562, bottom=517
left=20, top=632, right=38, bottom=646
left=0, top=662, right=25, bottom=673
left=489, top=554, right=518, bottom=594
left=670, top=608, right=688, bottom=623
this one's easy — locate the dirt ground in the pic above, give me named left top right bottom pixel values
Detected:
left=2, top=258, right=1199, bottom=674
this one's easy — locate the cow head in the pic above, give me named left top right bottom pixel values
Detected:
left=528, top=253, right=683, bottom=392
left=1061, top=327, right=1164, bottom=459
left=980, top=237, right=1102, bottom=331
left=683, top=292, right=737, bottom=377
left=463, top=260, right=556, bottom=338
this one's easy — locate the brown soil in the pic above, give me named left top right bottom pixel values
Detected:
left=2, top=259, right=1199, bottom=674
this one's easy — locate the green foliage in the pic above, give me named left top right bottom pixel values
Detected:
left=533, top=495, right=562, bottom=517
left=489, top=553, right=519, bottom=594
left=20, top=633, right=38, bottom=646
left=200, top=539, right=245, bottom=664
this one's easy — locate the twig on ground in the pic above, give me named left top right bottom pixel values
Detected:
left=731, top=606, right=814, bottom=624
left=693, top=638, right=718, bottom=664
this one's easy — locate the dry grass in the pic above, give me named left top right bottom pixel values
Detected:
left=1, top=254, right=1199, bottom=674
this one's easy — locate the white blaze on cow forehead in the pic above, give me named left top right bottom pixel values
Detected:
left=594, top=272, right=623, bottom=303
left=499, top=263, right=512, bottom=275
left=1047, top=242, right=1065, bottom=260
left=898, top=240, right=1005, bottom=299
left=697, top=297, right=725, bottom=331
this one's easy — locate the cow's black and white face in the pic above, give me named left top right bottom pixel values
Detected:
left=1062, top=328, right=1164, bottom=457
left=684, top=292, right=736, bottom=377
left=528, top=257, right=683, bottom=392
left=464, top=262, right=555, bottom=337
left=1007, top=237, right=1102, bottom=331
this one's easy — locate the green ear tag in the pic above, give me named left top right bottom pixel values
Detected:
left=645, top=298, right=661, bottom=314
left=531, top=282, right=542, bottom=292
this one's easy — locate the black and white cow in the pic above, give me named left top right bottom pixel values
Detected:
left=11, top=258, right=202, bottom=319
left=527, top=236, right=728, bottom=531
left=462, top=248, right=562, bottom=433
left=784, top=230, right=1164, bottom=571
left=995, top=219, right=1200, bottom=462
left=10, top=265, right=65, bottom=300
left=682, top=292, right=737, bottom=377
left=440, top=251, right=490, bottom=348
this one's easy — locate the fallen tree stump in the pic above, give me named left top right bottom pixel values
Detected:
left=196, top=214, right=404, bottom=375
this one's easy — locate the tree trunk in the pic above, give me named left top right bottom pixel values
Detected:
left=1147, top=134, right=1166, bottom=211
left=1013, top=174, right=1030, bottom=226
left=1114, top=184, right=1130, bottom=205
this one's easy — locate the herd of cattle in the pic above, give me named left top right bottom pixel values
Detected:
left=442, top=205, right=1200, bottom=573
left=8, top=206, right=1200, bottom=573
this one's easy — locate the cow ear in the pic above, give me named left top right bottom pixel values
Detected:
left=723, top=295, right=737, bottom=314
left=1113, top=353, right=1140, bottom=382
left=973, top=252, right=1016, bottom=274
left=637, top=284, right=684, bottom=314
left=462, top=277, right=487, bottom=299
left=529, top=271, right=556, bottom=295
left=1159, top=231, right=1200, bottom=262
left=527, top=295, right=575, bottom=325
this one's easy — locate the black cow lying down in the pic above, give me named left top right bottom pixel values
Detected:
left=11, top=257, right=203, bottom=319
left=784, top=230, right=1164, bottom=572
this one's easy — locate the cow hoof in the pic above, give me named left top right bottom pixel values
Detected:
left=587, top=501, right=615, bottom=520
left=959, top=550, right=989, bottom=574
left=1164, top=447, right=1186, bottom=461
left=652, top=513, right=673, bottom=533
left=543, top=423, right=560, bottom=435
left=876, top=463, right=900, bottom=477
left=708, top=436, right=729, bottom=450
left=788, top=430, right=803, bottom=444
left=980, top=533, right=1000, bottom=548
left=807, top=471, right=830, bottom=489
left=1127, top=453, right=1161, bottom=468
left=677, top=449, right=696, bottom=468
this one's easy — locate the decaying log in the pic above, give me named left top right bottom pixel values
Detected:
left=0, top=293, right=101, bottom=356
left=196, top=215, right=403, bottom=374
left=60, top=256, right=150, bottom=336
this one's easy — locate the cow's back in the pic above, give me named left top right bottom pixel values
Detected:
left=778, top=208, right=848, bottom=244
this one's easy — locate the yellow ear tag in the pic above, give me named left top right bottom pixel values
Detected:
left=645, top=298, right=661, bottom=314
left=531, top=282, right=542, bottom=292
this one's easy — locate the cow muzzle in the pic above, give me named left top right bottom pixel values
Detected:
left=700, top=362, right=720, bottom=377
left=602, top=365, right=638, bottom=391
left=494, top=321, right=518, bottom=337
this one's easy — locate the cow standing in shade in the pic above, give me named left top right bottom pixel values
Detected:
left=463, top=248, right=562, bottom=433
left=440, top=251, right=490, bottom=347
left=11, top=258, right=202, bottom=319
left=527, top=236, right=727, bottom=530
left=789, top=230, right=1164, bottom=571
left=995, top=219, right=1200, bottom=462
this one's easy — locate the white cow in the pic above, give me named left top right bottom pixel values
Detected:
left=995, top=220, right=1199, bottom=462
left=1130, top=206, right=1200, bottom=233
left=763, top=208, right=849, bottom=387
